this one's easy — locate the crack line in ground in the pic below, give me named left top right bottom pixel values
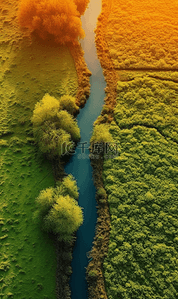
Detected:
left=103, top=68, right=178, bottom=83
left=147, top=74, right=178, bottom=84
left=114, top=67, right=178, bottom=72
left=113, top=117, right=178, bottom=145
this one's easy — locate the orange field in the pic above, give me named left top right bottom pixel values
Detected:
left=105, top=0, right=178, bottom=69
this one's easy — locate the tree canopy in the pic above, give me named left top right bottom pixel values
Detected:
left=31, top=93, right=80, bottom=158
left=101, top=74, right=178, bottom=299
left=35, top=175, right=83, bottom=241
left=18, top=0, right=90, bottom=45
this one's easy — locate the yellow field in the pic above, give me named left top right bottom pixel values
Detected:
left=105, top=0, right=178, bottom=69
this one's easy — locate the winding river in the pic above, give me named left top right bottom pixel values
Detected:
left=64, top=0, right=106, bottom=298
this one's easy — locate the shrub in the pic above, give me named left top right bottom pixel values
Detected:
left=97, top=187, right=107, bottom=198
left=73, top=0, right=90, bottom=16
left=33, top=122, right=73, bottom=158
left=57, top=110, right=80, bottom=142
left=87, top=269, right=98, bottom=279
left=56, top=174, right=79, bottom=200
left=35, top=187, right=55, bottom=219
left=31, top=94, right=80, bottom=158
left=34, top=187, right=55, bottom=222
left=90, top=124, right=114, bottom=144
left=31, top=93, right=60, bottom=127
left=35, top=175, right=83, bottom=241
left=44, top=195, right=83, bottom=241
left=18, top=0, right=87, bottom=45
left=59, top=95, right=79, bottom=115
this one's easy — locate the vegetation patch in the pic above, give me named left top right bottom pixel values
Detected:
left=0, top=0, right=85, bottom=297
left=90, top=1, right=178, bottom=298
left=114, top=73, right=178, bottom=142
left=69, top=43, right=92, bottom=108
left=100, top=73, right=178, bottom=299
left=90, top=123, right=114, bottom=145
left=105, top=0, right=178, bottom=69
left=93, top=0, right=119, bottom=121
left=34, top=175, right=83, bottom=242
left=86, top=144, right=111, bottom=299
left=102, top=122, right=178, bottom=298
left=31, top=93, right=80, bottom=158
left=18, top=0, right=90, bottom=45
left=0, top=139, right=56, bottom=299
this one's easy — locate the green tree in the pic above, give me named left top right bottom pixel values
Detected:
left=31, top=93, right=80, bottom=158
left=34, top=187, right=55, bottom=221
left=31, top=93, right=60, bottom=126
left=44, top=195, right=83, bottom=241
left=56, top=174, right=79, bottom=200
left=90, top=123, right=114, bottom=144
left=57, top=110, right=80, bottom=142
left=59, top=95, right=79, bottom=115
left=35, top=175, right=83, bottom=241
left=33, top=122, right=73, bottom=158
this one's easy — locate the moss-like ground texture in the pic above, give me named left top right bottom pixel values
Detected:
left=102, top=74, right=178, bottom=299
left=105, top=0, right=178, bottom=69
left=0, top=0, right=79, bottom=298
left=90, top=1, right=178, bottom=298
left=0, top=139, right=56, bottom=299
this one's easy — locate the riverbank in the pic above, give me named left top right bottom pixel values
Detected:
left=85, top=1, right=118, bottom=298
left=86, top=154, right=110, bottom=299
left=94, top=0, right=119, bottom=124
left=69, top=44, right=91, bottom=108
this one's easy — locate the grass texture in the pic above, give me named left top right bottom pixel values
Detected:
left=102, top=74, right=178, bottom=299
left=0, top=0, right=79, bottom=297
left=88, top=1, right=178, bottom=298
left=105, top=0, right=178, bottom=69
left=114, top=72, right=178, bottom=142
left=0, top=138, right=56, bottom=299
left=17, top=0, right=89, bottom=45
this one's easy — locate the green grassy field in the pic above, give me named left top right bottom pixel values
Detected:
left=0, top=138, right=56, bottom=299
left=0, top=1, right=79, bottom=297
left=102, top=73, right=178, bottom=299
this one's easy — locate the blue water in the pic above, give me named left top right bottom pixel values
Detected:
left=65, top=1, right=106, bottom=298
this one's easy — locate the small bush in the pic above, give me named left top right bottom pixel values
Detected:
left=56, top=174, right=79, bottom=200
left=57, top=110, right=80, bottom=142
left=34, top=187, right=56, bottom=221
left=31, top=94, right=80, bottom=158
left=44, top=195, right=83, bottom=241
left=90, top=124, right=114, bottom=145
left=35, top=175, right=83, bottom=241
left=97, top=187, right=107, bottom=199
left=101, top=104, right=110, bottom=114
left=0, top=139, right=8, bottom=147
left=31, top=93, right=60, bottom=127
left=88, top=269, right=98, bottom=279
left=59, top=95, right=79, bottom=115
